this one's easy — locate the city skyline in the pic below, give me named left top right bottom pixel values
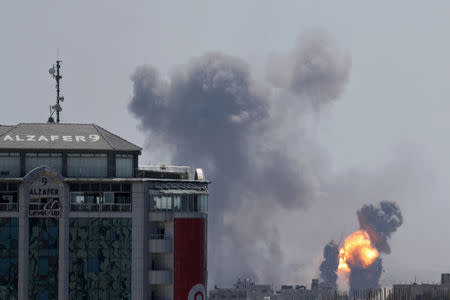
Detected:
left=1, top=1, right=450, bottom=288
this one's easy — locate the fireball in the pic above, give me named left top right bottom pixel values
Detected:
left=338, top=230, right=378, bottom=274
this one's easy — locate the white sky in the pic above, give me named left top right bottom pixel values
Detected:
left=1, top=1, right=450, bottom=286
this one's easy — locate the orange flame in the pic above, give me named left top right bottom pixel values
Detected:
left=338, top=230, right=378, bottom=274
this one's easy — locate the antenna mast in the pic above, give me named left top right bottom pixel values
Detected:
left=48, top=60, right=64, bottom=123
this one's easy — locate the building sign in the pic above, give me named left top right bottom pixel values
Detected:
left=28, top=176, right=62, bottom=217
left=2, top=134, right=100, bottom=143
left=30, top=187, right=59, bottom=196
left=174, top=218, right=206, bottom=300
left=29, top=199, right=60, bottom=217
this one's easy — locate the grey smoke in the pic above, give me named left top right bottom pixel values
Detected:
left=319, top=241, right=339, bottom=288
left=357, top=201, right=403, bottom=254
left=129, top=30, right=351, bottom=285
left=266, top=30, right=351, bottom=109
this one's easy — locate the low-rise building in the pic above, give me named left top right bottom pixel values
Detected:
left=393, top=274, right=450, bottom=300
left=209, top=278, right=272, bottom=300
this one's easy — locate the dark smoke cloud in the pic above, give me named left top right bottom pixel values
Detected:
left=349, top=258, right=383, bottom=293
left=129, top=31, right=351, bottom=285
left=357, top=201, right=403, bottom=254
left=319, top=241, right=339, bottom=288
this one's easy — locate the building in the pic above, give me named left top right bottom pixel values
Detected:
left=209, top=279, right=344, bottom=300
left=0, top=123, right=209, bottom=300
left=393, top=274, right=450, bottom=300
left=209, top=278, right=272, bottom=300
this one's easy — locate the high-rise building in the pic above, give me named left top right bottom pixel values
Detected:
left=0, top=123, right=208, bottom=300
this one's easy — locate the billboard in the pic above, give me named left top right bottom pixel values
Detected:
left=174, top=218, right=206, bottom=300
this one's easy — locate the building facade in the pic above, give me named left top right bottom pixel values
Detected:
left=0, top=123, right=208, bottom=300
left=393, top=274, right=450, bottom=300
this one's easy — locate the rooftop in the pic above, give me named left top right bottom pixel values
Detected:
left=0, top=123, right=142, bottom=152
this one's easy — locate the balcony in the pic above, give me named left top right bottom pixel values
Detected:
left=149, top=212, right=173, bottom=222
left=70, top=203, right=132, bottom=212
left=149, top=270, right=172, bottom=285
left=149, top=235, right=172, bottom=253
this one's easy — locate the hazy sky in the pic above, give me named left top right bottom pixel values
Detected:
left=1, top=1, right=450, bottom=287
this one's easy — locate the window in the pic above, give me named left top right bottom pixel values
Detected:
left=69, top=183, right=132, bottom=212
left=151, top=193, right=208, bottom=212
left=0, top=182, right=18, bottom=211
left=70, top=192, right=131, bottom=212
left=29, top=218, right=58, bottom=299
left=116, top=154, right=133, bottom=178
left=70, top=192, right=84, bottom=204
left=114, top=193, right=131, bottom=204
left=87, top=258, right=99, bottom=273
left=173, top=195, right=181, bottom=211
left=104, top=192, right=114, bottom=204
left=69, top=218, right=131, bottom=299
left=0, top=153, right=19, bottom=178
left=67, top=153, right=107, bottom=177
left=0, top=218, right=18, bottom=298
left=25, top=153, right=62, bottom=174
left=0, top=193, right=17, bottom=211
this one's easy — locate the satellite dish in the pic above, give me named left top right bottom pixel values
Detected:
left=49, top=66, right=55, bottom=76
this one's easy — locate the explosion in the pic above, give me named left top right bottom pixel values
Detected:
left=338, top=230, right=379, bottom=276
left=318, top=201, right=403, bottom=293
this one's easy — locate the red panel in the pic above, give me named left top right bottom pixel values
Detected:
left=174, top=218, right=207, bottom=300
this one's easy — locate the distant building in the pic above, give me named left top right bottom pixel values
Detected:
left=209, top=278, right=272, bottom=300
left=209, top=279, right=343, bottom=300
left=271, top=280, right=342, bottom=300
left=393, top=274, right=450, bottom=300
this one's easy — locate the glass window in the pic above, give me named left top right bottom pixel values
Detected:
left=152, top=195, right=161, bottom=210
left=161, top=196, right=167, bottom=209
left=115, top=193, right=131, bottom=204
left=111, top=183, right=121, bottom=192
left=70, top=192, right=84, bottom=204
left=70, top=191, right=131, bottom=212
left=0, top=153, right=20, bottom=178
left=116, top=154, right=133, bottom=178
left=0, top=192, right=17, bottom=211
left=8, top=183, right=17, bottom=191
left=151, top=195, right=174, bottom=211
left=181, top=195, right=188, bottom=211
left=38, top=258, right=49, bottom=275
left=29, top=218, right=58, bottom=299
left=25, top=153, right=62, bottom=174
left=199, top=194, right=208, bottom=213
left=104, top=192, right=114, bottom=204
left=69, top=218, right=131, bottom=299
left=67, top=154, right=107, bottom=177
left=151, top=193, right=208, bottom=212
left=173, top=195, right=181, bottom=211
left=0, top=218, right=18, bottom=299
left=87, top=258, right=99, bottom=272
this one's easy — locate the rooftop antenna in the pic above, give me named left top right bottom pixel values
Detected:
left=48, top=60, right=64, bottom=123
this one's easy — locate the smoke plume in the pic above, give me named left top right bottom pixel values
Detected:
left=349, top=258, right=383, bottom=293
left=357, top=201, right=403, bottom=254
left=319, top=241, right=339, bottom=288
left=266, top=30, right=351, bottom=109
left=129, top=30, right=351, bottom=285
